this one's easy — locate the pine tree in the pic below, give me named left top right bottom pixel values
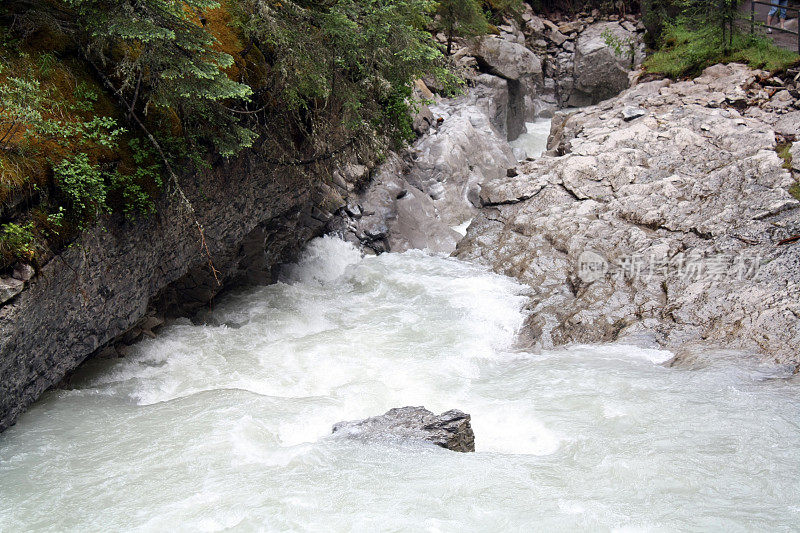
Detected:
left=435, top=0, right=489, bottom=55
left=61, top=0, right=256, bottom=157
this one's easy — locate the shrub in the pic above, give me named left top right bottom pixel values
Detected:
left=0, top=222, right=36, bottom=262
left=53, top=152, right=106, bottom=222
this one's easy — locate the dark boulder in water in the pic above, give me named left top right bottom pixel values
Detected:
left=332, top=406, right=475, bottom=452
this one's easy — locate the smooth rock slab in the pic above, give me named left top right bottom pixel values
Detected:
left=332, top=406, right=476, bottom=452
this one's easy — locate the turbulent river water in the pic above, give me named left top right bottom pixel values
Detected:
left=2, top=236, right=799, bottom=531
left=510, top=119, right=554, bottom=159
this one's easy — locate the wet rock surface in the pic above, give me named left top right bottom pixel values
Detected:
left=332, top=407, right=476, bottom=452
left=334, top=9, right=645, bottom=256
left=332, top=81, right=516, bottom=255
left=456, top=64, right=800, bottom=365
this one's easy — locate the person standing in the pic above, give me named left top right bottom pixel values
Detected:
left=767, top=0, right=788, bottom=33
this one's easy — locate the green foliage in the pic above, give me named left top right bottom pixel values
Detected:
left=527, top=0, right=638, bottom=14
left=128, top=137, right=164, bottom=190
left=0, top=67, right=45, bottom=151
left=645, top=22, right=799, bottom=78
left=0, top=66, right=125, bottom=153
left=483, top=0, right=524, bottom=19
left=53, top=152, right=106, bottom=221
left=110, top=171, right=156, bottom=217
left=54, top=144, right=162, bottom=223
left=602, top=27, right=637, bottom=69
left=235, top=0, right=459, bottom=146
left=0, top=222, right=36, bottom=262
left=62, top=0, right=256, bottom=157
left=790, top=182, right=800, bottom=201
left=436, top=0, right=489, bottom=55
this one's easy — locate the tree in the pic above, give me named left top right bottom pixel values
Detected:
left=435, top=0, right=488, bottom=55
left=234, top=0, right=458, bottom=146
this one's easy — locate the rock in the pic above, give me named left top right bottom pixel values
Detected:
left=791, top=143, right=800, bottom=171
left=547, top=29, right=567, bottom=46
left=335, top=79, right=516, bottom=255
left=411, top=103, right=434, bottom=135
left=0, top=277, right=24, bottom=304
left=470, top=34, right=546, bottom=140
left=140, top=315, right=164, bottom=334
left=11, top=264, right=34, bottom=282
left=774, top=111, right=800, bottom=136
left=525, top=16, right=546, bottom=38
left=456, top=64, right=800, bottom=366
left=766, top=89, right=794, bottom=111
left=332, top=406, right=475, bottom=452
left=542, top=18, right=559, bottom=33
left=621, top=106, right=647, bottom=121
left=95, top=345, right=119, bottom=359
left=569, top=22, right=643, bottom=106
left=473, top=36, right=543, bottom=82
left=558, top=21, right=582, bottom=34
left=413, top=78, right=434, bottom=100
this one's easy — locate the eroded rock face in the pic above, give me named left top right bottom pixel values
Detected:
left=570, top=22, right=644, bottom=106
left=473, top=35, right=542, bottom=82
left=334, top=83, right=516, bottom=255
left=332, top=407, right=475, bottom=452
left=456, top=64, right=800, bottom=365
left=0, top=145, right=366, bottom=432
left=473, top=36, right=543, bottom=140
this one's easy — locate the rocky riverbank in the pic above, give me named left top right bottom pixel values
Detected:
left=333, top=6, right=646, bottom=255
left=0, top=146, right=377, bottom=431
left=456, top=63, right=800, bottom=366
left=3, top=4, right=796, bottom=432
left=337, top=10, right=799, bottom=366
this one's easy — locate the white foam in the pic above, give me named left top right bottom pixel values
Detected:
left=510, top=119, right=553, bottom=159
left=282, top=234, right=363, bottom=284
left=451, top=218, right=473, bottom=237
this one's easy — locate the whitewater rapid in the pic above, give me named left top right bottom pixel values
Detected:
left=1, top=236, right=798, bottom=531
left=510, top=119, right=553, bottom=159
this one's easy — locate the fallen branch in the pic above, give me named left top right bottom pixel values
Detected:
left=83, top=53, right=221, bottom=285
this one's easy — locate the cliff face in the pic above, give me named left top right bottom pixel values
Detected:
left=0, top=149, right=361, bottom=431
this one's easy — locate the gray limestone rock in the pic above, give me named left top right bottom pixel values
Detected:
left=473, top=36, right=543, bottom=82
left=570, top=22, right=644, bottom=106
left=332, top=406, right=476, bottom=452
left=0, top=277, right=24, bottom=304
left=456, top=64, right=800, bottom=365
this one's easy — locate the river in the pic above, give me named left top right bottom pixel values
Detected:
left=1, top=235, right=798, bottom=531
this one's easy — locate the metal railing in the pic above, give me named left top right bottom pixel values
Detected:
left=751, top=0, right=800, bottom=53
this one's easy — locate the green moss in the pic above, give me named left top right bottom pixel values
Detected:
left=777, top=142, right=793, bottom=171
left=790, top=182, right=800, bottom=201
left=645, top=24, right=800, bottom=79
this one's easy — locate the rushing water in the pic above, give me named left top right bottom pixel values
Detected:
left=510, top=119, right=553, bottom=159
left=1, top=237, right=799, bottom=532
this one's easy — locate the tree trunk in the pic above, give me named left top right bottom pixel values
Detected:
left=447, top=28, right=453, bottom=56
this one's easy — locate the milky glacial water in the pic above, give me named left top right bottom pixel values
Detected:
left=510, top=119, right=552, bottom=159
left=1, top=236, right=799, bottom=532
